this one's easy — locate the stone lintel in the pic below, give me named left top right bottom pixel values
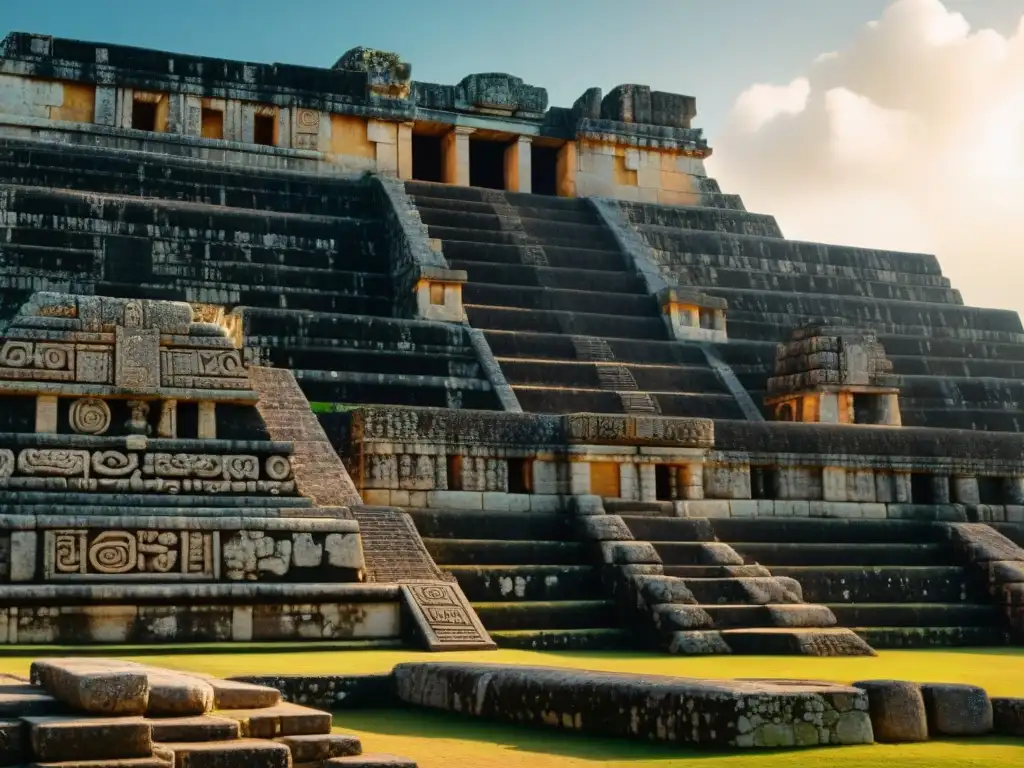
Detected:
left=0, top=380, right=257, bottom=404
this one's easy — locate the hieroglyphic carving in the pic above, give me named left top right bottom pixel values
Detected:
left=69, top=399, right=111, bottom=435
left=45, top=529, right=215, bottom=579
left=400, top=581, right=496, bottom=650
left=0, top=341, right=74, bottom=381
left=17, top=449, right=90, bottom=477
left=35, top=344, right=73, bottom=372
left=566, top=414, right=714, bottom=448
left=0, top=449, right=14, bottom=478
left=91, top=450, right=139, bottom=477
left=264, top=455, right=292, bottom=481
left=75, top=346, right=112, bottom=384
left=0, top=341, right=32, bottom=367
left=115, top=303, right=160, bottom=388
left=295, top=109, right=320, bottom=133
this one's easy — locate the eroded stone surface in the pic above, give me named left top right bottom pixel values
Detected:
left=992, top=697, right=1024, bottom=736
left=276, top=734, right=362, bottom=762
left=31, top=660, right=149, bottom=717
left=156, top=739, right=290, bottom=768
left=853, top=680, right=928, bottom=743
left=26, top=715, right=151, bottom=763
left=921, top=683, right=993, bottom=737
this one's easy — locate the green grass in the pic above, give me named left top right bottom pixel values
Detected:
left=4, top=646, right=1022, bottom=767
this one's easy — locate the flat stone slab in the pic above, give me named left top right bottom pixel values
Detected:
left=141, top=672, right=214, bottom=718
left=29, top=758, right=170, bottom=768
left=216, top=703, right=331, bottom=739
left=325, top=756, right=417, bottom=768
left=31, top=660, right=149, bottom=716
left=0, top=681, right=65, bottom=717
left=276, top=734, right=362, bottom=762
left=720, top=628, right=876, bottom=656
left=393, top=662, right=873, bottom=748
left=25, top=716, right=152, bottom=763
left=155, top=740, right=290, bottom=768
left=146, top=716, right=239, bottom=743
left=196, top=680, right=279, bottom=711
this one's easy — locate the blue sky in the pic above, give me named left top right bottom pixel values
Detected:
left=6, top=0, right=1024, bottom=141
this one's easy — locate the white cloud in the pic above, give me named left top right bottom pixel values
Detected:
left=707, top=0, right=1024, bottom=317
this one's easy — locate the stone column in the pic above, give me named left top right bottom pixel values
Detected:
left=680, top=464, right=704, bottom=500
left=619, top=463, right=639, bottom=501
left=953, top=476, right=981, bottom=505
left=443, top=126, right=475, bottom=187
left=368, top=120, right=399, bottom=177
left=94, top=86, right=116, bottom=126
left=1004, top=477, right=1024, bottom=505
left=557, top=142, right=577, bottom=197
left=504, top=136, right=533, bottom=194
left=198, top=401, right=217, bottom=439
left=638, top=464, right=657, bottom=503
left=930, top=475, right=951, bottom=505
left=879, top=393, right=902, bottom=427
left=398, top=122, right=414, bottom=180
left=35, top=396, right=58, bottom=433
left=893, top=472, right=913, bottom=503
left=157, top=400, right=178, bottom=439
left=569, top=461, right=591, bottom=496
left=822, top=466, right=847, bottom=502
left=818, top=393, right=840, bottom=423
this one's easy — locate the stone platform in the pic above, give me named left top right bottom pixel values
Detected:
left=0, top=657, right=416, bottom=768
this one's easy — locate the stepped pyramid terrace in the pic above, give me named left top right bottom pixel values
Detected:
left=0, top=23, right=1022, bottom=685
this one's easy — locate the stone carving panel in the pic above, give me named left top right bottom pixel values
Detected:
left=223, top=531, right=293, bottom=580
left=44, top=529, right=215, bottom=579
left=0, top=449, right=14, bottom=478
left=0, top=341, right=74, bottom=381
left=401, top=581, right=495, bottom=650
left=69, top=398, right=111, bottom=435
left=162, top=349, right=246, bottom=389
left=295, top=109, right=320, bottom=134
left=115, top=326, right=160, bottom=389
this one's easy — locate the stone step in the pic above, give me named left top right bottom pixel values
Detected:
left=471, top=600, right=617, bottom=631
left=485, top=330, right=708, bottom=366
left=605, top=500, right=675, bottom=516
left=449, top=259, right=647, bottom=294
left=729, top=542, right=951, bottom=566
left=26, top=716, right=152, bottom=763
left=216, top=703, right=331, bottom=738
left=147, top=716, right=241, bottom=743
left=769, top=566, right=979, bottom=604
left=891, top=354, right=1024, bottom=379
left=0, top=492, right=312, bottom=509
left=405, top=180, right=593, bottom=210
left=883, top=334, right=1024, bottom=361
left=422, top=538, right=589, bottom=566
left=445, top=565, right=605, bottom=602
left=405, top=509, right=572, bottom=541
left=620, top=203, right=783, bottom=238
left=648, top=541, right=745, bottom=567
left=0, top=159, right=373, bottom=219
left=31, top=758, right=171, bottom=768
left=465, top=304, right=667, bottom=340
left=0, top=137, right=373, bottom=200
left=488, top=627, right=633, bottom=651
left=324, top=754, right=417, bottom=768
left=428, top=224, right=617, bottom=252
left=2, top=185, right=381, bottom=246
left=698, top=604, right=831, bottom=629
left=417, top=206, right=605, bottom=234
left=164, top=240, right=378, bottom=272
left=717, top=627, right=875, bottom=656
left=306, top=377, right=498, bottom=411
left=496, top=359, right=729, bottom=394
left=407, top=192, right=578, bottom=221
left=680, top=577, right=803, bottom=605
left=855, top=625, right=1009, bottom=649
left=240, top=310, right=471, bottom=347
left=828, top=603, right=999, bottom=628
left=620, top=516, right=716, bottom=542
left=513, top=385, right=745, bottom=419
left=638, top=226, right=944, bottom=276
left=156, top=263, right=391, bottom=294
left=442, top=239, right=624, bottom=270
left=262, top=346, right=482, bottom=381
left=276, top=733, right=362, bottom=762
left=154, top=740, right=291, bottom=768
left=725, top=315, right=1024, bottom=345
left=675, top=264, right=962, bottom=305
left=708, top=519, right=950, bottom=544
left=0, top=243, right=98, bottom=274
left=464, top=282, right=659, bottom=317
left=663, top=564, right=773, bottom=578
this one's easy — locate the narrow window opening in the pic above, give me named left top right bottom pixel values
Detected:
left=253, top=113, right=275, bottom=146
left=131, top=100, right=158, bottom=132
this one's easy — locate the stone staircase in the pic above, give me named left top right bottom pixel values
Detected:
left=621, top=200, right=1024, bottom=430
left=405, top=181, right=747, bottom=418
left=407, top=508, right=631, bottom=650
left=0, top=136, right=498, bottom=411
left=707, top=518, right=1007, bottom=648
left=612, top=503, right=872, bottom=654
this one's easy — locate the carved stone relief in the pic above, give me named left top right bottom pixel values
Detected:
left=44, top=529, right=215, bottom=579
left=69, top=398, right=111, bottom=435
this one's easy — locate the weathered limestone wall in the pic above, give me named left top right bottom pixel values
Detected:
left=575, top=141, right=709, bottom=206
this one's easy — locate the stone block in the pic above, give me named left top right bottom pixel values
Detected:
left=921, top=684, right=993, bottom=736
left=765, top=604, right=837, bottom=628
left=773, top=501, right=810, bottom=518
left=650, top=604, right=713, bottom=631
left=598, top=541, right=661, bottom=565
left=218, top=703, right=331, bottom=739
left=425, top=491, right=482, bottom=510
left=574, top=516, right=633, bottom=542
left=852, top=680, right=928, bottom=743
left=570, top=495, right=603, bottom=516
left=666, top=631, right=731, bottom=655
left=276, top=734, right=362, bottom=762
left=325, top=756, right=416, bottom=768
left=992, top=697, right=1024, bottom=736
left=0, top=719, right=27, bottom=767
left=676, top=500, right=730, bottom=519
left=0, top=681, right=63, bottom=717
left=26, top=716, right=151, bottom=763
left=632, top=575, right=696, bottom=606
left=143, top=671, right=215, bottom=717
left=31, top=660, right=149, bottom=716
left=157, top=740, right=290, bottom=768
left=10, top=531, right=37, bottom=582
left=200, top=679, right=280, bottom=711
left=147, top=716, right=240, bottom=743
left=728, top=501, right=758, bottom=518
left=31, top=758, right=171, bottom=768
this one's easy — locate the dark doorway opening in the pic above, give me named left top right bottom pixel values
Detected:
left=531, top=144, right=559, bottom=196
left=978, top=476, right=1005, bottom=504
left=655, top=465, right=673, bottom=501
left=853, top=394, right=883, bottom=425
left=446, top=455, right=463, bottom=491
left=201, top=108, right=224, bottom=140
left=469, top=139, right=507, bottom=190
left=508, top=458, right=532, bottom=495
left=131, top=100, right=158, bottom=132
left=412, top=134, right=444, bottom=183
left=910, top=473, right=936, bottom=504
left=751, top=467, right=776, bottom=500
left=254, top=113, right=275, bottom=146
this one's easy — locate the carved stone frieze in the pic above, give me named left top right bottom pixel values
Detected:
left=69, top=398, right=111, bottom=435
left=44, top=529, right=215, bottom=579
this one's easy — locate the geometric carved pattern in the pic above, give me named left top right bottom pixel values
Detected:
left=68, top=398, right=111, bottom=435
left=400, top=581, right=496, bottom=651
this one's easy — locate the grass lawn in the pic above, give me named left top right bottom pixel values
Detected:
left=3, top=646, right=1022, bottom=767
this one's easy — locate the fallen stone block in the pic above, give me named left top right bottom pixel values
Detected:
left=277, top=734, right=362, bottom=762
left=852, top=680, right=928, bottom=743
left=201, top=680, right=280, bottom=712
left=26, top=716, right=152, bottom=763
left=143, top=672, right=215, bottom=718
left=1, top=718, right=27, bottom=767
left=146, top=717, right=240, bottom=743
left=665, top=631, right=731, bottom=655
left=218, top=703, right=331, bottom=738
left=325, top=756, right=417, bottom=768
left=156, top=740, right=290, bottom=768
left=921, top=683, right=993, bottom=737
left=31, top=661, right=149, bottom=717
left=992, top=697, right=1024, bottom=736
left=393, top=662, right=873, bottom=748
